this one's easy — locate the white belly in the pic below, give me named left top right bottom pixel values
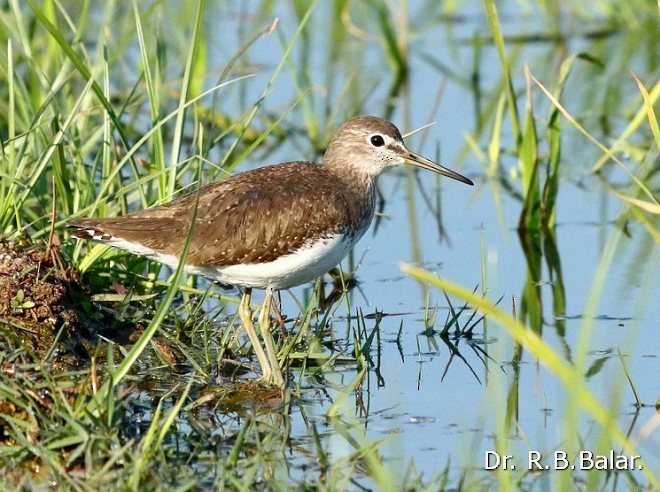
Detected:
left=104, top=233, right=356, bottom=290
left=188, top=233, right=354, bottom=289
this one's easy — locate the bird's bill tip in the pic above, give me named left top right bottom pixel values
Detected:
left=403, top=151, right=474, bottom=186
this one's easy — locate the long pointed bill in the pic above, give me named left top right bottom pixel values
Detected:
left=403, top=150, right=474, bottom=186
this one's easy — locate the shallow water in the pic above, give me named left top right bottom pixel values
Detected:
left=50, top=1, right=657, bottom=488
left=193, top=3, right=660, bottom=485
left=276, top=177, right=659, bottom=483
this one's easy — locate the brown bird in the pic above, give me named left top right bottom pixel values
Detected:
left=70, top=116, right=473, bottom=386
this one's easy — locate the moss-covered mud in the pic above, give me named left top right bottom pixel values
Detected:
left=0, top=237, right=101, bottom=369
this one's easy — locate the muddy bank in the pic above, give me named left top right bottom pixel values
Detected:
left=0, top=237, right=96, bottom=369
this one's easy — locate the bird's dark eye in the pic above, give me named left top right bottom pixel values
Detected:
left=370, top=135, right=385, bottom=147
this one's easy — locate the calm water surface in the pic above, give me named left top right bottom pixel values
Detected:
left=231, top=5, right=658, bottom=485
left=279, top=178, right=659, bottom=481
left=130, top=1, right=659, bottom=486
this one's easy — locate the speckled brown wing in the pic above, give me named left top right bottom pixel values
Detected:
left=69, top=162, right=369, bottom=267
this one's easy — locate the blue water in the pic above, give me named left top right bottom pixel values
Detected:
left=201, top=4, right=660, bottom=486
left=114, top=1, right=659, bottom=486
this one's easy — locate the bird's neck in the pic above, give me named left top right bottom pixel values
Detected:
left=322, top=159, right=378, bottom=238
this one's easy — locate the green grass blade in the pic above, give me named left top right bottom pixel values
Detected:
left=518, top=72, right=540, bottom=230
left=530, top=71, right=658, bottom=206
left=483, top=0, right=520, bottom=140
left=167, top=0, right=206, bottom=199
left=25, top=0, right=136, bottom=168
left=133, top=2, right=166, bottom=199
left=400, top=263, right=659, bottom=488
left=631, top=72, right=660, bottom=150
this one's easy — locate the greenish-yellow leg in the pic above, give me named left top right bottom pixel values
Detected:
left=258, top=287, right=284, bottom=387
left=238, top=288, right=272, bottom=384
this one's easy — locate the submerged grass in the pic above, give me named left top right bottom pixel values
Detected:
left=402, top=1, right=658, bottom=490
left=0, top=0, right=658, bottom=490
left=402, top=262, right=658, bottom=488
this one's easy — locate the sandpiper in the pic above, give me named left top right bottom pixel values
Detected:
left=70, top=116, right=473, bottom=386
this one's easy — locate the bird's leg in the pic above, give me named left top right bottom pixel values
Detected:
left=269, top=291, right=288, bottom=335
left=238, top=288, right=272, bottom=384
left=258, top=287, right=284, bottom=387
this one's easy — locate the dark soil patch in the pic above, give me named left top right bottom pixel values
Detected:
left=0, top=237, right=98, bottom=369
